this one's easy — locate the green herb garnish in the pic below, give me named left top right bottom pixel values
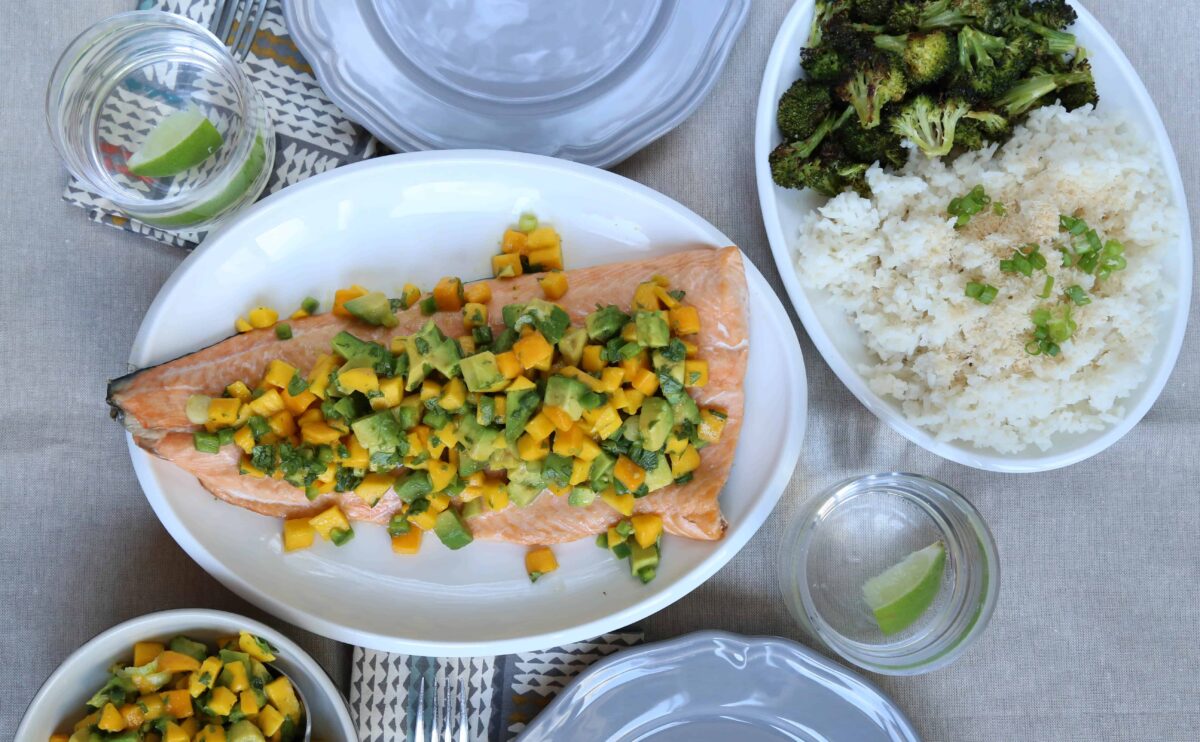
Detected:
left=964, top=281, right=998, bottom=304
left=947, top=185, right=991, bottom=228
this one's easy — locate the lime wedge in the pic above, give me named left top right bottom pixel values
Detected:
left=862, top=541, right=946, bottom=636
left=139, top=133, right=267, bottom=229
left=128, top=109, right=224, bottom=177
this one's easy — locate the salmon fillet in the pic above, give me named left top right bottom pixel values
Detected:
left=108, top=247, right=749, bottom=544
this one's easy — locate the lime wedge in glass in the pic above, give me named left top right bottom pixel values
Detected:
left=128, top=109, right=224, bottom=177
left=862, top=541, right=946, bottom=636
left=139, top=133, right=266, bottom=229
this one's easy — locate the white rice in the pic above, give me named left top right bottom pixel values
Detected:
left=793, top=105, right=1178, bottom=453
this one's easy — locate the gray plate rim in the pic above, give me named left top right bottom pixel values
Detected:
left=516, top=629, right=922, bottom=741
left=282, top=0, right=750, bottom=168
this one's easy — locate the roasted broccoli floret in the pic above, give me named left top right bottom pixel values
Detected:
left=1056, top=64, right=1098, bottom=110
left=1020, top=0, right=1077, bottom=31
left=801, top=45, right=848, bottom=83
left=954, top=109, right=1012, bottom=150
left=991, top=68, right=1094, bottom=117
left=850, top=0, right=895, bottom=25
left=885, top=1, right=924, bottom=33
left=777, top=80, right=835, bottom=141
left=915, top=0, right=1015, bottom=34
left=836, top=54, right=908, bottom=128
left=874, top=30, right=956, bottom=86
left=891, top=94, right=971, bottom=157
left=809, top=0, right=855, bottom=46
left=770, top=145, right=867, bottom=196
left=770, top=107, right=855, bottom=188
left=839, top=115, right=909, bottom=168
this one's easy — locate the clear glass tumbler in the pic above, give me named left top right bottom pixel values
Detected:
left=46, top=11, right=274, bottom=231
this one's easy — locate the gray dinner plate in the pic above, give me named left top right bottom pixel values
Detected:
left=517, top=631, right=920, bottom=741
left=283, top=0, right=749, bottom=168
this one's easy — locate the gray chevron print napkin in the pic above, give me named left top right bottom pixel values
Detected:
left=350, top=630, right=643, bottom=741
left=61, top=0, right=381, bottom=248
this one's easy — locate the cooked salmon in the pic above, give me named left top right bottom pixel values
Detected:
left=108, top=247, right=748, bottom=544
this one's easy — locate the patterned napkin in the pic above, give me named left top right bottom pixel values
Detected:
left=349, top=630, right=643, bottom=741
left=61, top=0, right=381, bottom=248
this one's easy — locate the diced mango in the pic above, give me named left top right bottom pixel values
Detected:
left=267, top=410, right=296, bottom=438
left=301, top=421, right=342, bottom=446
left=282, top=519, right=314, bottom=553
left=338, top=366, right=379, bottom=395
left=399, top=283, right=422, bottom=309
left=698, top=409, right=727, bottom=444
left=222, top=661, right=249, bottom=693
left=665, top=435, right=689, bottom=456
left=525, top=547, right=558, bottom=579
left=138, top=694, right=165, bottom=721
left=632, top=282, right=660, bottom=311
left=653, top=285, right=679, bottom=308
left=684, top=359, right=708, bottom=387
left=309, top=506, right=350, bottom=540
left=492, top=253, right=523, bottom=278
left=434, top=277, right=464, bottom=311
left=631, top=514, right=663, bottom=548
left=265, top=676, right=302, bottom=722
left=239, top=690, right=260, bottom=716
left=49, top=735, right=69, bottom=742
left=160, top=689, right=193, bottom=718
left=440, top=378, right=467, bottom=411
left=306, top=354, right=338, bottom=398
left=119, top=703, right=145, bottom=729
left=408, top=508, right=439, bottom=531
left=607, top=526, right=625, bottom=548
left=527, top=226, right=560, bottom=251
left=464, top=281, right=492, bottom=304
left=419, top=378, right=442, bottom=401
left=225, top=381, right=253, bottom=402
left=98, top=703, right=125, bottom=732
left=552, top=425, right=585, bottom=457
left=621, top=322, right=639, bottom=342
left=670, top=445, right=701, bottom=478
left=581, top=345, right=605, bottom=372
left=577, top=436, right=601, bottom=462
left=188, top=657, right=222, bottom=697
left=156, top=651, right=201, bottom=673
left=513, top=331, right=554, bottom=370
left=207, top=686, right=237, bottom=716
left=195, top=724, right=226, bottom=742
left=598, top=367, right=624, bottom=393
left=235, top=317, right=253, bottom=333
left=538, top=272, right=568, bottom=300
left=263, top=359, right=296, bottom=388
left=355, top=473, right=396, bottom=504
left=517, top=433, right=550, bottom=461
left=542, top=405, right=574, bottom=432
left=669, top=305, right=700, bottom=335
left=374, top=376, right=404, bottom=410
left=590, top=404, right=623, bottom=440
left=73, top=712, right=100, bottom=732
left=133, top=641, right=165, bottom=667
left=162, top=722, right=189, bottom=742
left=461, top=302, right=488, bottom=331
left=333, top=286, right=368, bottom=317
left=527, top=245, right=563, bottom=271
left=257, top=705, right=286, bottom=736
left=391, top=529, right=423, bottom=554
left=290, top=308, right=309, bottom=320
left=248, top=306, right=278, bottom=329
left=247, top=388, right=285, bottom=417
left=569, top=457, right=591, bottom=485
left=629, top=368, right=659, bottom=396
left=601, top=489, right=635, bottom=517
left=428, top=460, right=456, bottom=492
left=501, top=229, right=529, bottom=254
left=281, top=387, right=317, bottom=416
left=614, top=455, right=646, bottom=491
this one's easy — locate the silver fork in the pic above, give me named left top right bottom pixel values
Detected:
left=414, top=674, right=470, bottom=741
left=209, top=0, right=269, bottom=61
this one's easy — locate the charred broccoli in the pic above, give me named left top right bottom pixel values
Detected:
left=891, top=94, right=971, bottom=157
left=954, top=26, right=1035, bottom=97
left=991, top=68, right=1094, bottom=117
left=840, top=115, right=909, bottom=168
left=874, top=30, right=956, bottom=86
left=836, top=54, right=908, bottom=128
left=850, top=0, right=895, bottom=25
left=954, top=109, right=1012, bottom=150
left=1020, top=0, right=1077, bottom=31
left=777, top=80, right=835, bottom=141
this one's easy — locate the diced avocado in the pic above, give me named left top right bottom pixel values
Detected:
left=488, top=448, right=520, bottom=471
left=68, top=730, right=102, bottom=742
left=394, top=471, right=433, bottom=502
left=634, top=311, right=670, bottom=347
left=433, top=509, right=474, bottom=550
left=507, top=299, right=571, bottom=343
left=567, top=486, right=596, bottom=507
left=428, top=338, right=462, bottom=378
left=618, top=416, right=641, bottom=443
left=423, top=406, right=451, bottom=431
left=343, top=290, right=398, bottom=328
left=644, top=453, right=673, bottom=492
left=543, top=375, right=591, bottom=420
left=86, top=674, right=135, bottom=708
left=542, top=453, right=573, bottom=487
left=672, top=395, right=700, bottom=425
left=461, top=498, right=484, bottom=519
left=652, top=349, right=685, bottom=387
left=350, top=410, right=403, bottom=452
left=638, top=397, right=674, bottom=452
left=404, top=337, right=431, bottom=391
left=507, top=461, right=546, bottom=506
left=492, top=327, right=518, bottom=352
left=331, top=331, right=390, bottom=367
left=395, top=397, right=423, bottom=430
left=557, top=327, right=588, bottom=367
left=458, top=416, right=501, bottom=460
left=588, top=451, right=616, bottom=491
left=458, top=453, right=486, bottom=478
left=460, top=351, right=507, bottom=392
left=629, top=542, right=660, bottom=576
left=507, top=481, right=542, bottom=507
left=227, top=720, right=267, bottom=742
left=505, top=388, right=540, bottom=442
left=169, top=635, right=208, bottom=662
left=586, top=305, right=630, bottom=342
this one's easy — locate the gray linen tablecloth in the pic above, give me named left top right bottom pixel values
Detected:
left=2, top=1, right=1196, bottom=739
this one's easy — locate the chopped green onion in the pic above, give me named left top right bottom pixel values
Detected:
left=1059, top=214, right=1088, bottom=236
left=193, top=431, right=220, bottom=454
left=964, top=281, right=998, bottom=304
left=304, top=484, right=320, bottom=501
left=518, top=213, right=538, bottom=233
left=1038, top=275, right=1054, bottom=299
left=301, top=296, right=319, bottom=314
left=993, top=202, right=1007, bottom=216
left=1064, top=285, right=1091, bottom=306
left=947, top=185, right=991, bottom=228
left=419, top=296, right=437, bottom=316
left=274, top=323, right=292, bottom=340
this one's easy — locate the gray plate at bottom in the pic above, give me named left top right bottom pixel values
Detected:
left=517, top=630, right=920, bottom=741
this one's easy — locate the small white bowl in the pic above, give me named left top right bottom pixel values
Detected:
left=755, top=0, right=1193, bottom=472
left=16, top=609, right=356, bottom=741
